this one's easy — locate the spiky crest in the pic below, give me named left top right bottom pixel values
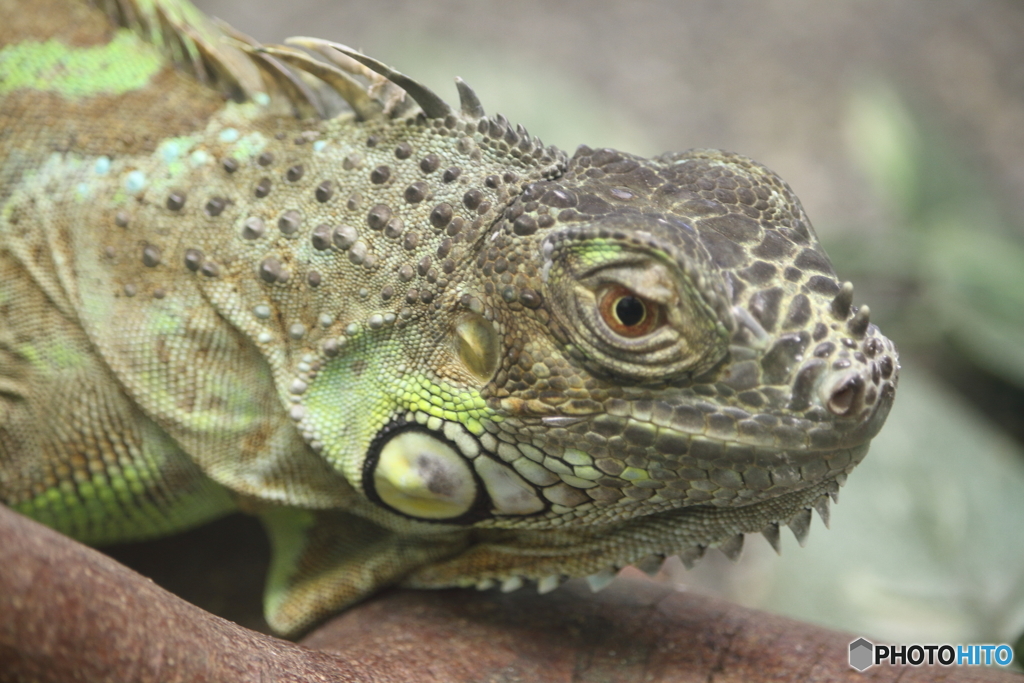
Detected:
left=86, top=0, right=506, bottom=136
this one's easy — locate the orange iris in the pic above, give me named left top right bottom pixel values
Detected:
left=598, top=285, right=662, bottom=337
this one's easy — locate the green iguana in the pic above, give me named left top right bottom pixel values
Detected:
left=0, top=0, right=898, bottom=637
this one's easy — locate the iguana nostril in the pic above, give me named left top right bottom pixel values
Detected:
left=826, top=373, right=865, bottom=416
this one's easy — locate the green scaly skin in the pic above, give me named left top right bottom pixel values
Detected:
left=0, top=0, right=899, bottom=636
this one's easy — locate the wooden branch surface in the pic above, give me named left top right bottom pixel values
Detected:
left=1, top=506, right=1019, bottom=682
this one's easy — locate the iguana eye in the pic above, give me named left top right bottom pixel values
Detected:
left=544, top=234, right=732, bottom=382
left=598, top=285, right=663, bottom=338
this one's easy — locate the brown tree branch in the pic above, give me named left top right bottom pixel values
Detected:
left=1, top=505, right=1019, bottom=682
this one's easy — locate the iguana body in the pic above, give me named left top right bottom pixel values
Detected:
left=0, top=0, right=898, bottom=636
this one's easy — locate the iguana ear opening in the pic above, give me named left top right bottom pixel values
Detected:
left=454, top=313, right=499, bottom=382
left=259, top=506, right=469, bottom=637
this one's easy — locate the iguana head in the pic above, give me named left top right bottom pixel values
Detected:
left=198, top=41, right=897, bottom=634
left=352, top=143, right=897, bottom=564
left=354, top=141, right=900, bottom=525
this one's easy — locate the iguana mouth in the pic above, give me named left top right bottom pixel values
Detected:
left=404, top=355, right=895, bottom=592
left=401, top=471, right=846, bottom=594
left=358, top=364, right=892, bottom=530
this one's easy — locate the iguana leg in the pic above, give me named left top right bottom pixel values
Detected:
left=258, top=505, right=470, bottom=636
left=0, top=251, right=234, bottom=546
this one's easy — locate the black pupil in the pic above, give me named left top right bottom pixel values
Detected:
left=615, top=296, right=645, bottom=326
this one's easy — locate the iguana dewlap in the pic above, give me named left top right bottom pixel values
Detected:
left=0, top=0, right=898, bottom=636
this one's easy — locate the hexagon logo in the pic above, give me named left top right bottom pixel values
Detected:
left=849, top=638, right=874, bottom=671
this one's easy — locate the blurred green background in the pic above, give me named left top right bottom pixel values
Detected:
left=141, top=0, right=1024, bottom=659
